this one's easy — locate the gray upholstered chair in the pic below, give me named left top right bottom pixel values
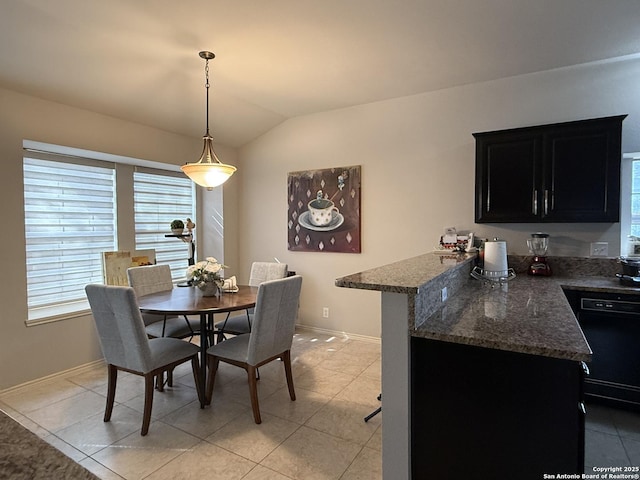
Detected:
left=206, top=275, right=302, bottom=424
left=85, top=284, right=202, bottom=436
left=127, top=264, right=200, bottom=340
left=215, top=261, right=288, bottom=342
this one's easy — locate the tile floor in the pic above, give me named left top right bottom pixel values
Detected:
left=584, top=401, right=640, bottom=472
left=0, top=331, right=383, bottom=480
left=1, top=329, right=639, bottom=479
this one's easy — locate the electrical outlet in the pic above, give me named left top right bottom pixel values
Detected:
left=441, top=287, right=448, bottom=302
left=590, top=242, right=609, bottom=257
left=322, top=307, right=329, bottom=318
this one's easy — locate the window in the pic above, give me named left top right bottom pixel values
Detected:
left=23, top=155, right=117, bottom=322
left=134, top=169, right=196, bottom=280
left=631, top=159, right=640, bottom=237
left=22, top=144, right=198, bottom=324
left=621, top=154, right=640, bottom=256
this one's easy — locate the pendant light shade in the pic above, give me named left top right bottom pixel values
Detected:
left=181, top=51, right=236, bottom=189
left=182, top=133, right=236, bottom=189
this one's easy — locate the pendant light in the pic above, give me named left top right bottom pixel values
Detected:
left=181, top=51, right=236, bottom=190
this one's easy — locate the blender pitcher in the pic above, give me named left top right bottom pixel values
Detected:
left=527, top=233, right=551, bottom=276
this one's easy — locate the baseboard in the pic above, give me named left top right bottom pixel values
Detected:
left=295, top=323, right=380, bottom=345
left=0, top=359, right=105, bottom=395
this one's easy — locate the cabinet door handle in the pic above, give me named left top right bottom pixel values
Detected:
left=544, top=190, right=549, bottom=215
left=581, top=361, right=590, bottom=377
left=533, top=190, right=538, bottom=215
left=578, top=402, right=586, bottom=415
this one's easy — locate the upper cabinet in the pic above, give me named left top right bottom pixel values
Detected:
left=474, top=115, right=626, bottom=223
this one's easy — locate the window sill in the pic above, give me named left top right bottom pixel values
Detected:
left=26, top=301, right=91, bottom=327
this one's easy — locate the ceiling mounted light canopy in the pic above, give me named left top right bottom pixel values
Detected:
left=181, top=51, right=236, bottom=190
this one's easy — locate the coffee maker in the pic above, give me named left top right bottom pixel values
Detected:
left=527, top=233, right=551, bottom=276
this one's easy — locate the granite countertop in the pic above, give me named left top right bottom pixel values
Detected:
left=334, top=252, right=476, bottom=294
left=336, top=253, right=640, bottom=363
left=555, top=275, right=640, bottom=295
left=414, top=275, right=592, bottom=361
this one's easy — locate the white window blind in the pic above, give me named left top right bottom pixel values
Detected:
left=23, top=156, right=116, bottom=322
left=133, top=169, right=196, bottom=281
left=631, top=159, right=640, bottom=237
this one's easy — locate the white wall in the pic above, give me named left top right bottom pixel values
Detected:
left=237, top=56, right=640, bottom=337
left=0, top=87, right=238, bottom=389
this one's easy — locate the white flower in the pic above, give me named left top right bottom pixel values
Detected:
left=185, top=257, right=227, bottom=286
left=205, top=263, right=221, bottom=274
left=185, top=264, right=200, bottom=279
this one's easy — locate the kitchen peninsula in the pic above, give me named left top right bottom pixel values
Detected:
left=336, top=253, right=592, bottom=480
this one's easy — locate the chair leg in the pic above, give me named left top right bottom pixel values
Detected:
left=364, top=406, right=382, bottom=422
left=245, top=310, right=251, bottom=331
left=283, top=350, right=296, bottom=401
left=141, top=374, right=155, bottom=436
left=191, top=356, right=204, bottom=406
left=205, top=356, right=220, bottom=405
left=154, top=368, right=174, bottom=391
left=247, top=365, right=262, bottom=424
left=104, top=364, right=117, bottom=422
left=161, top=315, right=168, bottom=337
left=364, top=394, right=382, bottom=422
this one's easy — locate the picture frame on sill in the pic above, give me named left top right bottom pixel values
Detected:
left=287, top=165, right=361, bottom=253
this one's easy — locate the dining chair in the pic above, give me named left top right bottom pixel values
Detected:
left=206, top=275, right=302, bottom=424
left=127, top=264, right=200, bottom=341
left=85, top=284, right=202, bottom=436
left=215, top=261, right=288, bottom=342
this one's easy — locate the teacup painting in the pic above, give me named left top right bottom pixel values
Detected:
left=287, top=165, right=361, bottom=253
left=307, top=198, right=339, bottom=227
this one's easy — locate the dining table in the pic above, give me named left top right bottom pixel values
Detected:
left=137, top=284, right=258, bottom=408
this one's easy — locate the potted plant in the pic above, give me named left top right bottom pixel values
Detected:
left=170, top=219, right=185, bottom=235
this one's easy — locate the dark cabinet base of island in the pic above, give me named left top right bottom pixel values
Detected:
left=411, top=337, right=585, bottom=480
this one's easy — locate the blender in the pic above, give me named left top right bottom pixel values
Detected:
left=527, top=233, right=551, bottom=276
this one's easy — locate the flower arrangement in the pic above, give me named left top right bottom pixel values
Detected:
left=186, top=257, right=226, bottom=290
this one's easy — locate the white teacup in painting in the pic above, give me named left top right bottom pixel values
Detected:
left=307, top=198, right=339, bottom=227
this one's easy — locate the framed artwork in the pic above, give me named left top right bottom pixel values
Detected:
left=102, top=249, right=155, bottom=285
left=288, top=165, right=361, bottom=253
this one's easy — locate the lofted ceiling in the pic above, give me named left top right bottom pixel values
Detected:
left=1, top=0, right=640, bottom=147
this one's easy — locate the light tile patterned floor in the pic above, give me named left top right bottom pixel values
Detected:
left=584, top=402, right=640, bottom=471
left=2, top=329, right=639, bottom=479
left=0, top=331, right=383, bottom=480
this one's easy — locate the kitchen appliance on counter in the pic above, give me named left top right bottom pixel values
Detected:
left=564, top=289, right=640, bottom=411
left=470, top=238, right=516, bottom=284
left=617, top=257, right=640, bottom=286
left=527, top=233, right=551, bottom=276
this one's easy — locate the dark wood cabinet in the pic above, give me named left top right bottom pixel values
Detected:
left=411, top=337, right=585, bottom=479
left=474, top=115, right=625, bottom=223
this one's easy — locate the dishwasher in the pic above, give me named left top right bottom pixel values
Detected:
left=564, top=289, right=640, bottom=411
